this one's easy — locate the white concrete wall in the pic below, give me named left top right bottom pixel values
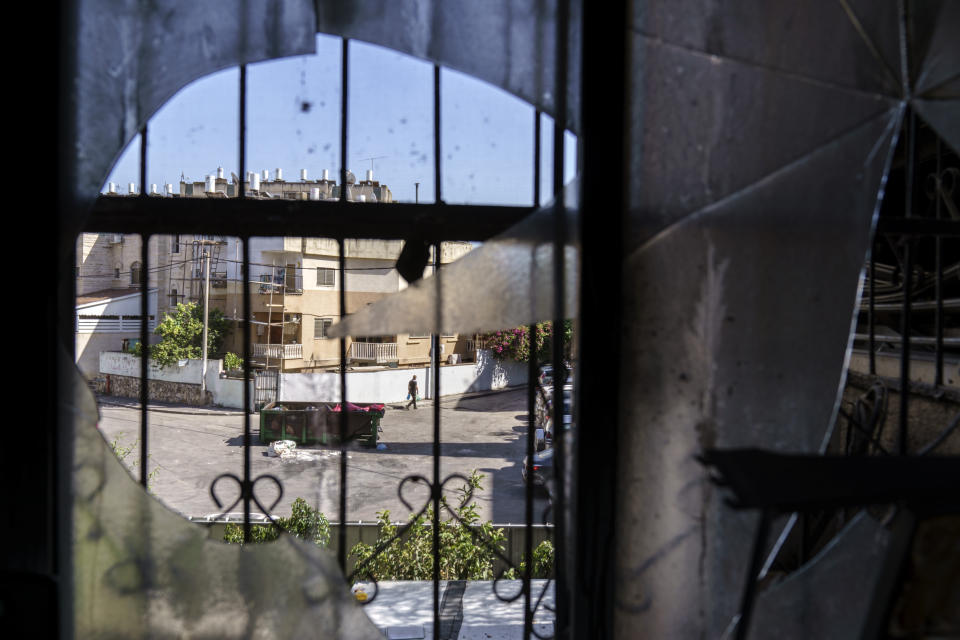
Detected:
left=279, top=349, right=528, bottom=403
left=77, top=333, right=134, bottom=378
left=100, top=351, right=213, bottom=384
left=98, top=350, right=527, bottom=408
left=99, top=351, right=253, bottom=409
left=207, top=374, right=254, bottom=410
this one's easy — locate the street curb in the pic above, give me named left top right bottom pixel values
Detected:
left=94, top=385, right=528, bottom=415
left=95, top=396, right=249, bottom=416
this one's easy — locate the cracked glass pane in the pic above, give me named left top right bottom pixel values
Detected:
left=70, top=351, right=382, bottom=638
left=441, top=67, right=536, bottom=206
left=913, top=99, right=960, bottom=157
left=348, top=41, right=435, bottom=204
left=613, top=106, right=901, bottom=636
left=626, top=31, right=898, bottom=250
left=910, top=0, right=960, bottom=97
left=315, top=0, right=581, bottom=134
left=746, top=512, right=893, bottom=639
left=247, top=35, right=342, bottom=201
left=330, top=181, right=579, bottom=339
left=632, top=0, right=902, bottom=96
left=101, top=68, right=240, bottom=198
left=75, top=0, right=316, bottom=203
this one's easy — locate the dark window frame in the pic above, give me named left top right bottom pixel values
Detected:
left=316, top=266, right=335, bottom=287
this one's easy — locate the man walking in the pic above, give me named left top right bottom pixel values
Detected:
left=406, top=374, right=419, bottom=410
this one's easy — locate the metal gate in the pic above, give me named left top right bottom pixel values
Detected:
left=254, top=370, right=278, bottom=410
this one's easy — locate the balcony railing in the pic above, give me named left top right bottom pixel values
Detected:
left=76, top=315, right=156, bottom=333
left=253, top=343, right=303, bottom=359
left=256, top=274, right=303, bottom=295
left=350, top=342, right=399, bottom=363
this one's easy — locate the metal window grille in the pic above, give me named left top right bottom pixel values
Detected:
left=699, top=109, right=960, bottom=640
left=82, top=12, right=574, bottom=638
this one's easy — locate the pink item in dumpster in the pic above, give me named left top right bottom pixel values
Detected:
left=330, top=402, right=384, bottom=412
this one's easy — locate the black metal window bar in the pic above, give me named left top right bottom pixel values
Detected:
left=84, top=6, right=574, bottom=638
left=700, top=109, right=959, bottom=639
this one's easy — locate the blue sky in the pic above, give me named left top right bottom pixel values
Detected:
left=105, top=35, right=577, bottom=206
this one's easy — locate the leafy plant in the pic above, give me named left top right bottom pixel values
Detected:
left=134, top=302, right=230, bottom=368
left=221, top=472, right=521, bottom=582
left=350, top=470, right=508, bottom=581
left=109, top=433, right=160, bottom=491
left=223, top=352, right=243, bottom=371
left=502, top=540, right=555, bottom=579
left=223, top=497, right=331, bottom=546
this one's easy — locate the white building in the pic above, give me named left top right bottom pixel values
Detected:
left=75, top=288, right=157, bottom=378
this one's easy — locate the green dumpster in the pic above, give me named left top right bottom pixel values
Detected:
left=259, top=401, right=385, bottom=448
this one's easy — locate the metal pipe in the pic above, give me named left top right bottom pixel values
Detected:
left=734, top=510, right=772, bottom=640
left=434, top=65, right=442, bottom=204
left=552, top=0, right=570, bottom=634
left=854, top=333, right=960, bottom=346
left=242, top=238, right=252, bottom=543
left=338, top=238, right=348, bottom=572
left=525, top=107, right=541, bottom=639
left=898, top=110, right=916, bottom=455
left=935, top=137, right=944, bottom=386
left=869, top=250, right=876, bottom=375
left=338, top=39, right=350, bottom=571
left=432, top=245, right=442, bottom=640
left=139, top=124, right=149, bottom=488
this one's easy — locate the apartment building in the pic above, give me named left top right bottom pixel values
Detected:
left=237, top=236, right=474, bottom=371
left=79, top=168, right=473, bottom=373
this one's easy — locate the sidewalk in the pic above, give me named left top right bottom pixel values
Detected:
left=94, top=384, right=528, bottom=416
left=94, top=394, right=248, bottom=417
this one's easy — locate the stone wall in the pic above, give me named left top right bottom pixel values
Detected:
left=96, top=374, right=212, bottom=406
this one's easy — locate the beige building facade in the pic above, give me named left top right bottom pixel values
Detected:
left=81, top=169, right=473, bottom=373
left=239, top=236, right=474, bottom=372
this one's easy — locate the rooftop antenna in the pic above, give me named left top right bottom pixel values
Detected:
left=360, top=155, right=388, bottom=173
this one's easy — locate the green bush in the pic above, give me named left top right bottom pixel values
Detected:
left=223, top=497, right=330, bottom=547
left=223, top=352, right=243, bottom=371
left=502, top=540, right=555, bottom=579
left=349, top=471, right=508, bottom=581
left=220, top=472, right=543, bottom=582
left=135, top=302, right=230, bottom=368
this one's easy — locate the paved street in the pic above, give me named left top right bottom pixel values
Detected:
left=95, top=388, right=550, bottom=524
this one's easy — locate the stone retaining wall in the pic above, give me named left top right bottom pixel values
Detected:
left=96, top=374, right=212, bottom=406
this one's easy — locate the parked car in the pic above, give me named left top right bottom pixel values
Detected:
left=542, top=386, right=573, bottom=447
left=537, top=363, right=572, bottom=390
left=522, top=446, right=554, bottom=490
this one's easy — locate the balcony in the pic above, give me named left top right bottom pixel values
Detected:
left=350, top=342, right=398, bottom=364
left=252, top=343, right=303, bottom=360
left=256, top=274, right=303, bottom=295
